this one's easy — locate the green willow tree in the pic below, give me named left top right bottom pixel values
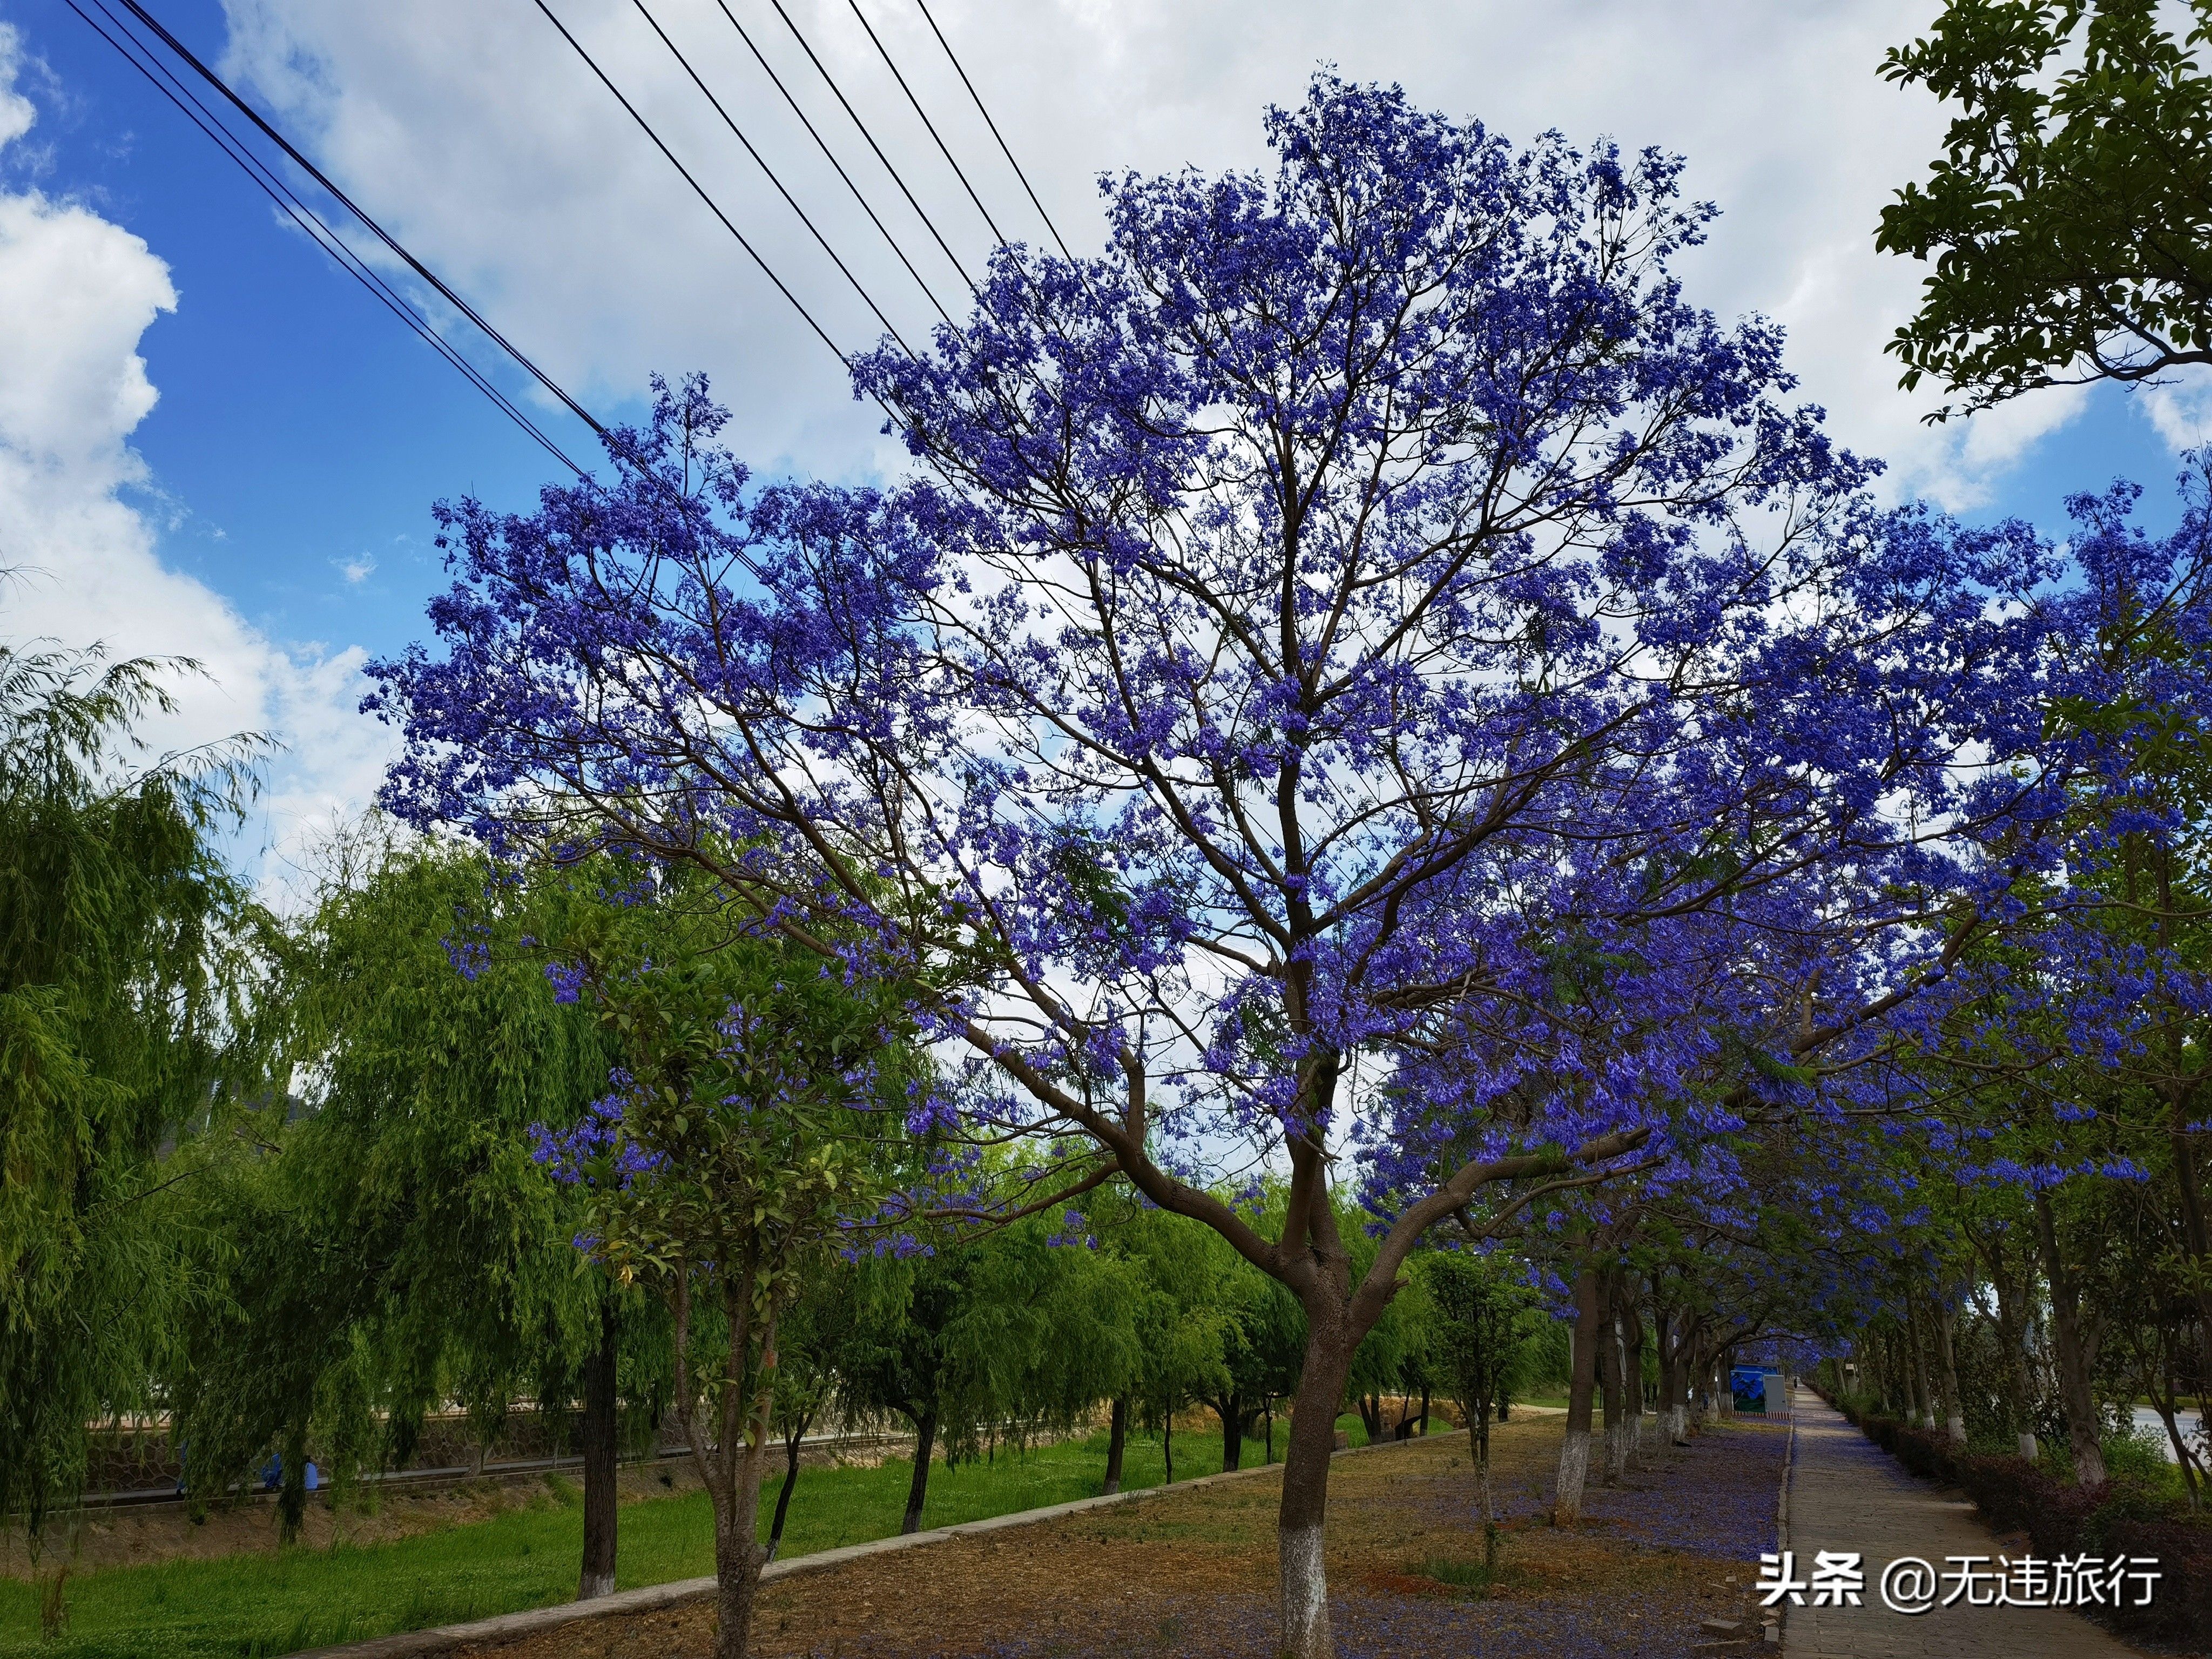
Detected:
left=840, top=1211, right=1142, bottom=1527
left=0, top=637, right=273, bottom=1547
left=1880, top=0, right=2212, bottom=413
left=167, top=831, right=639, bottom=1583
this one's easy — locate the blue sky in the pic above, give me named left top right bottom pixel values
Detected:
left=0, top=0, right=2202, bottom=885
left=9, top=0, right=615, bottom=652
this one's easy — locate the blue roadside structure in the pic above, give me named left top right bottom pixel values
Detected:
left=258, top=1453, right=321, bottom=1493
left=1731, top=1366, right=1790, bottom=1415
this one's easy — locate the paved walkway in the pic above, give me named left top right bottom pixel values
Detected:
left=1784, top=1387, right=2141, bottom=1657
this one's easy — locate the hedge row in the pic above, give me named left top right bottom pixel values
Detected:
left=1831, top=1398, right=2212, bottom=1648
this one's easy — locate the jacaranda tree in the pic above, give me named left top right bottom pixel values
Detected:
left=530, top=860, right=918, bottom=1659
left=370, top=78, right=2073, bottom=1656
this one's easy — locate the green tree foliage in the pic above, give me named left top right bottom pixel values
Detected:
left=763, top=1262, right=858, bottom=1561
left=1880, top=0, right=2212, bottom=413
left=0, top=638, right=273, bottom=1542
left=1418, top=1252, right=1535, bottom=1554
left=1212, top=1243, right=1307, bottom=1469
left=1114, top=1206, right=1232, bottom=1486
left=841, top=1215, right=1143, bottom=1527
left=167, top=832, right=623, bottom=1543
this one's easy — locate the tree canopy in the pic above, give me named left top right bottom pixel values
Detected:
left=1880, top=0, right=2212, bottom=412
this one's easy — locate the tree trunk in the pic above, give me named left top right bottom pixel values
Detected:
left=1621, top=1288, right=1647, bottom=1471
left=1985, top=1246, right=2040, bottom=1460
left=1599, top=1283, right=1626, bottom=1485
left=1417, top=1385, right=1429, bottom=1437
left=1219, top=1391, right=1243, bottom=1472
left=578, top=1298, right=620, bottom=1598
left=2033, top=1190, right=2107, bottom=1486
left=1277, top=1321, right=1356, bottom=1659
left=686, top=1284, right=775, bottom=1659
left=711, top=1467, right=767, bottom=1659
left=1553, top=1264, right=1602, bottom=1525
left=1935, top=1298, right=1967, bottom=1447
left=1903, top=1296, right=1934, bottom=1429
left=278, top=1415, right=308, bottom=1545
left=1470, top=1386, right=1496, bottom=1560
left=1102, top=1396, right=1128, bottom=1494
left=2141, top=1337, right=2203, bottom=1507
left=901, top=1409, right=938, bottom=1534
left=766, top=1406, right=812, bottom=1563
left=2167, top=1118, right=2212, bottom=1399
left=1357, top=1393, right=1383, bottom=1443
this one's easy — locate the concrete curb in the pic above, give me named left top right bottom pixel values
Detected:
left=1767, top=1384, right=1798, bottom=1650
left=297, top=1433, right=1423, bottom=1658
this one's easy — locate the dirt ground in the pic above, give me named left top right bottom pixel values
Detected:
left=0, top=1461, right=711, bottom=1579
left=459, top=1414, right=1789, bottom=1659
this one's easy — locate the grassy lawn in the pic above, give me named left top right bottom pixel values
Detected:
left=2, top=1416, right=1411, bottom=1659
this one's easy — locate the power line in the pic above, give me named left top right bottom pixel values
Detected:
left=68, top=0, right=591, bottom=475
left=625, top=0, right=912, bottom=353
left=910, top=0, right=1080, bottom=270
left=112, top=0, right=618, bottom=448
left=760, top=0, right=976, bottom=292
left=80, top=0, right=890, bottom=525
left=842, top=0, right=1004, bottom=247
left=710, top=0, right=956, bottom=328
left=528, top=0, right=853, bottom=370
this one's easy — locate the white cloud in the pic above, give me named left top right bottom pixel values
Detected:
left=2140, top=369, right=2212, bottom=456
left=0, top=38, right=393, bottom=899
left=336, top=552, right=376, bottom=584
left=0, top=26, right=35, bottom=150
left=213, top=0, right=2087, bottom=502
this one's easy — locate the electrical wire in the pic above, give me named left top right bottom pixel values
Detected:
left=909, top=0, right=1079, bottom=270
left=842, top=0, right=1003, bottom=247
left=710, top=0, right=955, bottom=328
left=112, top=0, right=619, bottom=447
left=85, top=1, right=842, bottom=524
left=760, top=0, right=975, bottom=292
left=625, top=0, right=911, bottom=353
left=68, top=0, right=591, bottom=475
left=528, top=0, right=852, bottom=369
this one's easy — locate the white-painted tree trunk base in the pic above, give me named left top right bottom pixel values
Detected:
left=1554, top=1427, right=1591, bottom=1522
left=1279, top=1523, right=1331, bottom=1659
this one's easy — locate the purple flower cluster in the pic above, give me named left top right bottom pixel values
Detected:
left=529, top=1083, right=665, bottom=1198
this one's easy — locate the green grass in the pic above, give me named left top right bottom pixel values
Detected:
left=3, top=1419, right=1396, bottom=1659
left=1413, top=1554, right=1501, bottom=1595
